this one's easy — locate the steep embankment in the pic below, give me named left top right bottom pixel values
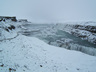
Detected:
left=56, top=22, right=96, bottom=44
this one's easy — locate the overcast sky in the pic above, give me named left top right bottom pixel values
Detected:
left=0, top=0, right=96, bottom=23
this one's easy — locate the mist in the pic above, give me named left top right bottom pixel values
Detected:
left=0, top=0, right=96, bottom=23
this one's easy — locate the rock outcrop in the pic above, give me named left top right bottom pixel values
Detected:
left=18, top=19, right=28, bottom=22
left=74, top=25, right=96, bottom=33
left=56, top=22, right=96, bottom=44
left=0, top=16, right=17, bottom=22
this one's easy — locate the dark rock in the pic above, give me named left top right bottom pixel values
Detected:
left=8, top=25, right=15, bottom=30
left=74, top=25, right=96, bottom=33
left=9, top=68, right=16, bottom=71
left=0, top=16, right=17, bottom=22
left=9, top=68, right=12, bottom=70
left=85, top=25, right=96, bottom=33
left=40, top=65, right=42, bottom=67
left=77, top=68, right=80, bottom=70
left=3, top=19, right=5, bottom=22
left=8, top=27, right=12, bottom=30
left=74, top=25, right=83, bottom=29
left=10, top=25, right=15, bottom=29
left=11, top=17, right=17, bottom=22
left=0, top=64, right=4, bottom=67
left=5, top=28, right=9, bottom=32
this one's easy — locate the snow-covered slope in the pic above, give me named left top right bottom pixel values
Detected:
left=0, top=35, right=96, bottom=72
left=0, top=20, right=96, bottom=72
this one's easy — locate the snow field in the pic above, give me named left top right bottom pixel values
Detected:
left=0, top=35, right=96, bottom=72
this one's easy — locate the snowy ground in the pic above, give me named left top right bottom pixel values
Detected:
left=0, top=20, right=96, bottom=72
left=0, top=35, right=96, bottom=72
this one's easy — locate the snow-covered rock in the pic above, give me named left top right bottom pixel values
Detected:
left=56, top=22, right=96, bottom=44
left=0, top=16, right=17, bottom=22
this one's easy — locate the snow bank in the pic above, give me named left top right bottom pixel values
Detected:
left=0, top=35, right=96, bottom=72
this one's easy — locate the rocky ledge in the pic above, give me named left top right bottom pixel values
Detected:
left=72, top=25, right=96, bottom=44
left=56, top=22, right=96, bottom=44
left=0, top=16, right=17, bottom=22
left=74, top=25, right=96, bottom=33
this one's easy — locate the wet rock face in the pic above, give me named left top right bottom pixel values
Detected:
left=74, top=25, right=96, bottom=33
left=85, top=26, right=96, bottom=33
left=0, top=16, right=17, bottom=22
left=71, top=24, right=96, bottom=44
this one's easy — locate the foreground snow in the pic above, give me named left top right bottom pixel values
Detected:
left=0, top=35, right=96, bottom=72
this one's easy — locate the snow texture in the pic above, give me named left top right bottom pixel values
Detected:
left=0, top=20, right=96, bottom=72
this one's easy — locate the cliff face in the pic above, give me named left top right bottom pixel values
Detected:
left=0, top=16, right=17, bottom=22
left=18, top=19, right=28, bottom=22
left=55, top=22, right=96, bottom=45
left=74, top=25, right=96, bottom=33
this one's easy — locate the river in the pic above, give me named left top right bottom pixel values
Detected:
left=22, top=24, right=96, bottom=56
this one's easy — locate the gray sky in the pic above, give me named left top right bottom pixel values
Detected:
left=0, top=0, right=96, bottom=23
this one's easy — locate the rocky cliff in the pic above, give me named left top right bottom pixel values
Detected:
left=0, top=16, right=17, bottom=22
